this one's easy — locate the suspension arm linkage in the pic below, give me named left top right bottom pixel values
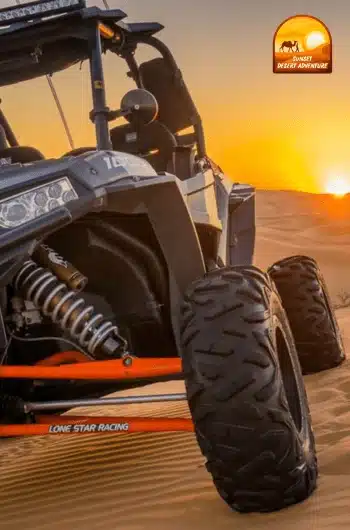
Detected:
left=0, top=357, right=183, bottom=380
left=25, top=392, right=188, bottom=412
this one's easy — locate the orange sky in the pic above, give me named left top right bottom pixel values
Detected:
left=0, top=0, right=349, bottom=193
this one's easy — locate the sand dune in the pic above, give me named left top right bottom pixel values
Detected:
left=1, top=189, right=350, bottom=529
left=254, top=190, right=350, bottom=303
left=2, top=366, right=350, bottom=530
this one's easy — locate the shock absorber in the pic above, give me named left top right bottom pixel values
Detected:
left=13, top=259, right=127, bottom=359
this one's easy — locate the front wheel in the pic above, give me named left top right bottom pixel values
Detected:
left=180, top=266, right=317, bottom=513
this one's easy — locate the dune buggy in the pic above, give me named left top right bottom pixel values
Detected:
left=0, top=0, right=345, bottom=514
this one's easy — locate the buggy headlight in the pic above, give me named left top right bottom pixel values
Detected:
left=0, top=177, right=77, bottom=228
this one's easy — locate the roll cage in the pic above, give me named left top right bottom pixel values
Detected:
left=0, top=0, right=206, bottom=159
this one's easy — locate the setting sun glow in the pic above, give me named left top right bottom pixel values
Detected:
left=325, top=176, right=350, bottom=197
left=305, top=31, right=326, bottom=50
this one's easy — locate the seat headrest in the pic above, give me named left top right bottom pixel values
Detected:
left=139, top=58, right=194, bottom=134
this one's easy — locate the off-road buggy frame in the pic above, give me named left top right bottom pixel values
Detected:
left=0, top=0, right=253, bottom=439
left=0, top=0, right=345, bottom=514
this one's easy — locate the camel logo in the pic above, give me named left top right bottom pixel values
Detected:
left=273, top=15, right=332, bottom=73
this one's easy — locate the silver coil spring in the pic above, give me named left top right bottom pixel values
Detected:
left=14, top=259, right=123, bottom=356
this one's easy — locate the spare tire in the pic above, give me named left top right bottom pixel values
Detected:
left=180, top=265, right=318, bottom=513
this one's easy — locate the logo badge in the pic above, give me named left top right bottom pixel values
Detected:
left=273, top=15, right=332, bottom=73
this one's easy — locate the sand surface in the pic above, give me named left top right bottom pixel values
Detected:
left=1, top=189, right=350, bottom=529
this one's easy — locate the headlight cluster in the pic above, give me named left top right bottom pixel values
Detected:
left=0, top=177, right=78, bottom=228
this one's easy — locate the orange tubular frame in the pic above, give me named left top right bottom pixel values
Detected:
left=35, top=351, right=93, bottom=366
left=0, top=416, right=194, bottom=437
left=0, top=356, right=182, bottom=380
left=0, top=355, right=192, bottom=437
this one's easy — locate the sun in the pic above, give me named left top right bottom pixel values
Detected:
left=305, top=31, right=326, bottom=50
left=325, top=176, right=350, bottom=197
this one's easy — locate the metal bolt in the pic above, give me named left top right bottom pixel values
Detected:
left=122, top=356, right=133, bottom=367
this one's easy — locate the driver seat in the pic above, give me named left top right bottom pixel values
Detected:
left=0, top=125, right=45, bottom=163
left=110, top=120, right=177, bottom=174
left=0, top=146, right=45, bottom=163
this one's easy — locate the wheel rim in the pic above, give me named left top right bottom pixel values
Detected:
left=276, top=326, right=303, bottom=432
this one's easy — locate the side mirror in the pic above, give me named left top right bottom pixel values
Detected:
left=120, top=89, right=159, bottom=126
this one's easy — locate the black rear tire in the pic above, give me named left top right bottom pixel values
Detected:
left=180, top=265, right=317, bottom=513
left=268, top=255, right=345, bottom=375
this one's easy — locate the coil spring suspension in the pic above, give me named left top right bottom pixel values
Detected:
left=13, top=260, right=127, bottom=359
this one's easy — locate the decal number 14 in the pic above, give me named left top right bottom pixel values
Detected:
left=103, top=156, right=122, bottom=170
